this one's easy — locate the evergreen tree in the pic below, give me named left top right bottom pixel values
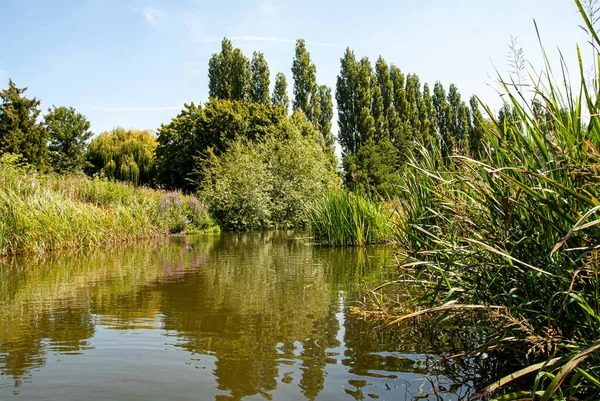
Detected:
left=271, top=72, right=289, bottom=112
left=433, top=82, right=452, bottom=159
left=291, top=39, right=318, bottom=123
left=0, top=79, right=47, bottom=167
left=336, top=48, right=358, bottom=156
left=250, top=52, right=271, bottom=104
left=44, top=106, right=93, bottom=172
left=208, top=38, right=233, bottom=99
left=317, top=85, right=334, bottom=147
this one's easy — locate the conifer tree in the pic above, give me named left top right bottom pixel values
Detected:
left=44, top=106, right=93, bottom=172
left=0, top=79, right=47, bottom=167
left=250, top=51, right=270, bottom=104
left=272, top=73, right=289, bottom=112
left=292, top=39, right=319, bottom=123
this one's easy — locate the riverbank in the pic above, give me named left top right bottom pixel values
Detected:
left=0, top=156, right=218, bottom=256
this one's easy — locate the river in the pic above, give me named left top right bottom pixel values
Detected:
left=0, top=232, right=472, bottom=400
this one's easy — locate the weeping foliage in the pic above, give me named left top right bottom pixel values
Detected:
left=85, top=128, right=156, bottom=185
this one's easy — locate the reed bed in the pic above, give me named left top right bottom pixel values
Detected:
left=309, top=190, right=395, bottom=246
left=0, top=157, right=216, bottom=256
left=361, top=1, right=600, bottom=399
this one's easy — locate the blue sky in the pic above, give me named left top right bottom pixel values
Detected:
left=0, top=0, right=588, bottom=135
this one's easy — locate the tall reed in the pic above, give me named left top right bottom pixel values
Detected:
left=373, top=1, right=600, bottom=399
left=309, top=191, right=394, bottom=246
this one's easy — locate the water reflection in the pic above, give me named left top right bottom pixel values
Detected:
left=0, top=232, right=470, bottom=400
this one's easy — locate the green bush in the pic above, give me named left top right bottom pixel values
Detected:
left=198, top=127, right=339, bottom=231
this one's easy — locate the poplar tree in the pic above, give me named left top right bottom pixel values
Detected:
left=250, top=51, right=270, bottom=104
left=317, top=85, right=334, bottom=147
left=336, top=48, right=358, bottom=156
left=469, top=96, right=485, bottom=158
left=405, top=73, right=422, bottom=143
left=375, top=57, right=393, bottom=113
left=230, top=48, right=250, bottom=101
left=419, top=83, right=438, bottom=152
left=44, top=106, right=93, bottom=172
left=0, top=79, right=47, bottom=167
left=291, top=39, right=318, bottom=123
left=355, top=57, right=375, bottom=146
left=433, top=82, right=452, bottom=159
left=371, top=76, right=385, bottom=140
left=208, top=38, right=233, bottom=99
left=447, top=84, right=469, bottom=155
left=272, top=73, right=289, bottom=112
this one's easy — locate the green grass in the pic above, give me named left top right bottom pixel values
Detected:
left=0, top=156, right=218, bottom=256
left=309, top=190, right=395, bottom=246
left=366, top=1, right=600, bottom=399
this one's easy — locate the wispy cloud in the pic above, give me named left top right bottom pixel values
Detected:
left=198, top=35, right=337, bottom=47
left=96, top=105, right=183, bottom=113
left=142, top=7, right=158, bottom=25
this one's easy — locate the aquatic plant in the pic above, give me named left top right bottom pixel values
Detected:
left=309, top=191, right=395, bottom=246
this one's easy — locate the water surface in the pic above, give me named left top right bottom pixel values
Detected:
left=0, top=232, right=470, bottom=400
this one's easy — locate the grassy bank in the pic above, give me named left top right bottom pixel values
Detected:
left=0, top=155, right=217, bottom=256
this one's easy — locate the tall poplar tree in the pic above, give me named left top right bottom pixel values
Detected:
left=208, top=38, right=233, bottom=99
left=317, top=85, right=334, bottom=147
left=250, top=51, right=270, bottom=104
left=230, top=48, right=250, bottom=101
left=433, top=82, right=452, bottom=159
left=447, top=84, right=469, bottom=155
left=291, top=39, right=318, bottom=123
left=0, top=79, right=47, bottom=167
left=272, top=73, right=289, bottom=112
left=419, top=83, right=438, bottom=152
left=336, top=48, right=358, bottom=156
left=355, top=57, right=375, bottom=145
left=469, top=96, right=485, bottom=158
left=371, top=76, right=385, bottom=140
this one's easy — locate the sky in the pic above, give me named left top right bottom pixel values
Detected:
left=0, top=0, right=591, bottom=135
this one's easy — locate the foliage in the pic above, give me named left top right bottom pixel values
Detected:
left=44, top=105, right=93, bottom=173
left=372, top=2, right=600, bottom=398
left=250, top=51, right=270, bottom=104
left=198, top=125, right=340, bottom=231
left=309, top=191, right=394, bottom=247
left=0, top=155, right=217, bottom=255
left=291, top=39, right=319, bottom=122
left=0, top=80, right=47, bottom=168
left=272, top=72, right=289, bottom=112
left=85, top=127, right=157, bottom=185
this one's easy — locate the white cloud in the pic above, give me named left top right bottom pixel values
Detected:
left=142, top=7, right=158, bottom=26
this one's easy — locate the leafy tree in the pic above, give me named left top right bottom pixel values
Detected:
left=317, top=85, right=334, bottom=148
left=336, top=48, right=358, bottom=157
left=198, top=125, right=339, bottom=230
left=250, top=52, right=270, bottom=104
left=355, top=57, right=375, bottom=145
left=469, top=96, right=485, bottom=158
left=390, top=65, right=409, bottom=150
left=433, top=82, right=452, bottom=159
left=405, top=73, right=422, bottom=143
left=0, top=79, right=47, bottom=167
left=44, top=106, right=92, bottom=172
left=208, top=38, right=233, bottom=99
left=86, top=128, right=156, bottom=185
left=230, top=48, right=251, bottom=101
left=291, top=39, right=319, bottom=123
left=371, top=75, right=385, bottom=140
left=271, top=72, right=289, bottom=111
left=447, top=83, right=469, bottom=155
left=375, top=57, right=394, bottom=114
left=419, top=83, right=438, bottom=153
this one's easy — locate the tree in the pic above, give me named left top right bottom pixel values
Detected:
left=250, top=52, right=271, bottom=104
left=469, top=96, right=485, bottom=158
left=44, top=106, right=93, bottom=173
left=419, top=83, right=438, bottom=152
left=208, top=38, right=233, bottom=99
left=0, top=79, right=47, bottom=167
left=272, top=73, right=289, bottom=112
left=230, top=48, right=251, bottom=101
left=433, top=82, right=452, bottom=160
left=336, top=48, right=358, bottom=157
left=317, top=85, right=334, bottom=148
left=85, top=128, right=157, bottom=185
left=291, top=39, right=319, bottom=123
left=447, top=84, right=469, bottom=155
left=355, top=57, right=375, bottom=145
